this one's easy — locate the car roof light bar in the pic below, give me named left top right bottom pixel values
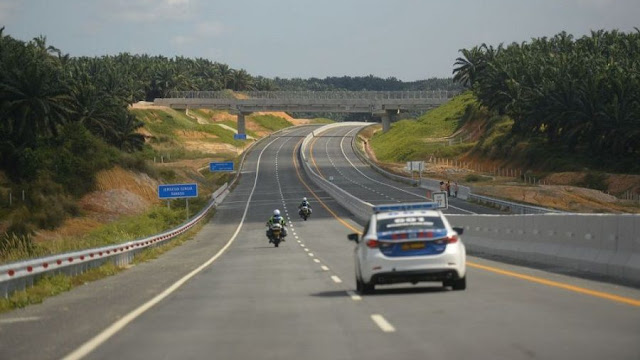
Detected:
left=374, top=202, right=439, bottom=213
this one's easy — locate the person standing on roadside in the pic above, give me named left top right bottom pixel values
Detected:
left=454, top=181, right=459, bottom=197
left=446, top=180, right=451, bottom=197
left=439, top=181, right=445, bottom=191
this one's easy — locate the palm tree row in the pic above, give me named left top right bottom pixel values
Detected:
left=0, top=29, right=147, bottom=180
left=453, top=29, right=640, bottom=158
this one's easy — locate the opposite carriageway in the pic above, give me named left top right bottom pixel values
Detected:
left=154, top=90, right=459, bottom=133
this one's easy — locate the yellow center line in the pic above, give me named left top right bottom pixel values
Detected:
left=467, top=261, right=640, bottom=307
left=308, top=135, right=326, bottom=179
left=297, top=132, right=640, bottom=308
left=293, top=139, right=361, bottom=234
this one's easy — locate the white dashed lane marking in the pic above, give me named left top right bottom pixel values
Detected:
left=331, top=275, right=342, bottom=283
left=346, top=291, right=362, bottom=301
left=371, top=314, right=396, bottom=333
left=321, top=265, right=329, bottom=271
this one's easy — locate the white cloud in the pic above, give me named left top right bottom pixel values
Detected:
left=195, top=21, right=225, bottom=37
left=0, top=0, right=22, bottom=24
left=103, top=0, right=194, bottom=23
left=170, top=35, right=195, bottom=46
left=170, top=21, right=225, bottom=51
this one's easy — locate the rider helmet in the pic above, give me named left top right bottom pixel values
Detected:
left=273, top=209, right=280, bottom=216
left=303, top=197, right=307, bottom=201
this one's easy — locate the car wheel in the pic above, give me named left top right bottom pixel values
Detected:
left=356, top=275, right=374, bottom=294
left=362, top=282, right=375, bottom=294
left=452, top=276, right=466, bottom=290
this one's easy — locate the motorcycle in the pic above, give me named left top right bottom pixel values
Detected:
left=269, top=222, right=284, bottom=247
left=299, top=206, right=311, bottom=221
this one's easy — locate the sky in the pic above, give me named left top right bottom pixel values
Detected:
left=1, top=0, right=639, bottom=81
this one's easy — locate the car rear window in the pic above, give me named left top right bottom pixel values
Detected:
left=376, top=216, right=444, bottom=232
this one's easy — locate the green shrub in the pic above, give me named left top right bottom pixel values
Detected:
left=465, top=174, right=482, bottom=182
left=576, top=172, right=608, bottom=191
left=0, top=231, right=45, bottom=262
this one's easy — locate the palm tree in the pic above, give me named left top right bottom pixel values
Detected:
left=452, top=46, right=486, bottom=87
left=230, top=69, right=254, bottom=91
left=215, top=63, right=234, bottom=89
left=0, top=46, right=72, bottom=147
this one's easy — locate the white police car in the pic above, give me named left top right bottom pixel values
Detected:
left=347, top=202, right=466, bottom=294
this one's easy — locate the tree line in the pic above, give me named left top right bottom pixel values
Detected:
left=453, top=29, right=640, bottom=162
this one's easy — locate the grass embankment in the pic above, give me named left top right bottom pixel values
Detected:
left=362, top=92, right=640, bottom=211
left=131, top=108, right=248, bottom=149
left=250, top=114, right=293, bottom=131
left=188, top=109, right=261, bottom=138
left=0, top=204, right=205, bottom=263
left=0, top=211, right=212, bottom=313
left=310, top=118, right=335, bottom=124
left=369, top=92, right=478, bottom=162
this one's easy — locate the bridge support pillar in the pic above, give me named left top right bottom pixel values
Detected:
left=237, top=112, right=250, bottom=135
left=381, top=110, right=397, bottom=132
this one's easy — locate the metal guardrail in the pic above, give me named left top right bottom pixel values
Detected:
left=0, top=129, right=285, bottom=298
left=169, top=90, right=460, bottom=100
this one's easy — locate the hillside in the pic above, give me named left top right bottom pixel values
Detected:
left=0, top=106, right=301, bottom=263
left=363, top=93, right=640, bottom=213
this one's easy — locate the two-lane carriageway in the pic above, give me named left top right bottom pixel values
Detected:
left=0, top=124, right=638, bottom=360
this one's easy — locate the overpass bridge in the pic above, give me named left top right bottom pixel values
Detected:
left=154, top=90, right=459, bottom=133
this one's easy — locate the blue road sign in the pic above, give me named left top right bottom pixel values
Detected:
left=233, top=133, right=247, bottom=140
left=158, top=183, right=198, bottom=199
left=210, top=161, right=234, bottom=172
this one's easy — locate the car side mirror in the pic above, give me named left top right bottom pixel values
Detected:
left=452, top=227, right=464, bottom=235
left=347, top=233, right=359, bottom=243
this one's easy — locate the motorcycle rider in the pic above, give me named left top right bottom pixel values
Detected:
left=298, top=197, right=312, bottom=217
left=266, top=209, right=287, bottom=242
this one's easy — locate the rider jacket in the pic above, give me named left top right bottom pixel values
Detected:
left=267, top=215, right=286, bottom=227
left=299, top=201, right=310, bottom=209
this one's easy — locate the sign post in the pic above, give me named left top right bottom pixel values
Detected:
left=158, top=183, right=198, bottom=220
left=432, top=191, right=448, bottom=209
left=406, top=161, right=424, bottom=184
left=209, top=162, right=234, bottom=172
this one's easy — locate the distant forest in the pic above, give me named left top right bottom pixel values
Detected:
left=0, top=26, right=457, bottom=182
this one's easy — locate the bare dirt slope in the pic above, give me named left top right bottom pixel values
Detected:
left=35, top=167, right=160, bottom=242
left=359, top=131, right=640, bottom=213
left=33, top=106, right=301, bottom=243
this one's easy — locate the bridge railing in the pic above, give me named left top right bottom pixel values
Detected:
left=167, top=90, right=460, bottom=100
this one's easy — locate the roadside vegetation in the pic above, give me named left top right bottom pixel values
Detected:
left=0, top=213, right=210, bottom=313
left=249, top=114, right=293, bottom=131
left=453, top=29, right=640, bottom=173
left=365, top=29, right=640, bottom=211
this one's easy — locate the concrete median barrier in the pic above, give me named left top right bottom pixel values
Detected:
left=449, top=214, right=640, bottom=286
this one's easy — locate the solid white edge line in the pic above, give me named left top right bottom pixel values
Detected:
left=62, top=137, right=282, bottom=360
left=346, top=291, right=362, bottom=301
left=371, top=314, right=396, bottom=333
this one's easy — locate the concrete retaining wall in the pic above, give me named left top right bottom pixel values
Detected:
left=448, top=214, right=640, bottom=286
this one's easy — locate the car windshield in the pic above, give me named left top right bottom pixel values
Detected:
left=376, top=216, right=444, bottom=232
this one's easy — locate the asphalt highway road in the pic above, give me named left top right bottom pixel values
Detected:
left=1, top=124, right=639, bottom=360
